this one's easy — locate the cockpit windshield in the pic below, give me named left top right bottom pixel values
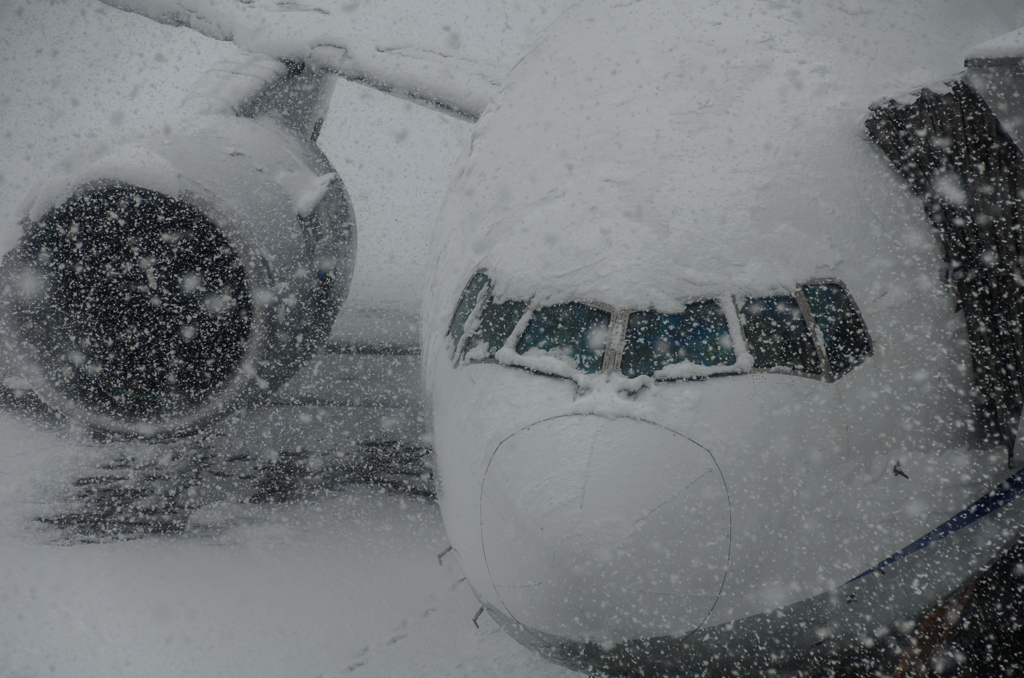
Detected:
left=801, top=281, right=872, bottom=378
left=464, top=298, right=529, bottom=360
left=620, top=301, right=736, bottom=378
left=447, top=272, right=489, bottom=357
left=447, top=273, right=871, bottom=384
left=515, top=303, right=611, bottom=374
left=739, top=296, right=821, bottom=375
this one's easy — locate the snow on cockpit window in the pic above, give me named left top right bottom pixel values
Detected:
left=514, top=302, right=611, bottom=374
left=448, top=272, right=870, bottom=383
left=447, top=272, right=490, bottom=356
left=801, top=281, right=872, bottom=378
left=620, top=301, right=736, bottom=378
left=739, top=295, right=822, bottom=376
left=463, top=298, right=529, bottom=361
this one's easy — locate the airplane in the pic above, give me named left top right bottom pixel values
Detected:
left=419, top=1, right=1024, bottom=675
left=5, top=0, right=1024, bottom=675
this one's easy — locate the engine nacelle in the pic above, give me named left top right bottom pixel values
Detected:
left=0, top=57, right=355, bottom=436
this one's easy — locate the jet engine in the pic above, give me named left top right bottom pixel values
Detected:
left=0, top=55, right=355, bottom=437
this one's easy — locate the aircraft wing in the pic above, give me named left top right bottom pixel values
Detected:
left=97, top=0, right=575, bottom=120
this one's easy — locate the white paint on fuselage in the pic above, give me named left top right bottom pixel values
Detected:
left=430, top=363, right=1008, bottom=633
left=423, top=0, right=1024, bottom=644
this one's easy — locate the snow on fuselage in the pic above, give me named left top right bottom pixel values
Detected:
left=423, top=0, right=1024, bottom=673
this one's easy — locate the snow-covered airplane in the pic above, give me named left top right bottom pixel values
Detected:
left=420, top=1, right=1024, bottom=675
left=7, top=0, right=1024, bottom=674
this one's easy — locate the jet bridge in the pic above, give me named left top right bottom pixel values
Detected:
left=866, top=29, right=1024, bottom=464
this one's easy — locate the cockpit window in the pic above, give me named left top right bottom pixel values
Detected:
left=446, top=271, right=872, bottom=384
left=464, top=298, right=529, bottom=360
left=739, top=296, right=822, bottom=375
left=515, top=303, right=611, bottom=374
left=801, top=281, right=872, bottom=377
left=620, top=301, right=736, bottom=378
left=448, top=272, right=490, bottom=355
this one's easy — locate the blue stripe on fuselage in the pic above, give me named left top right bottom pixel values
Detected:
left=850, top=466, right=1024, bottom=583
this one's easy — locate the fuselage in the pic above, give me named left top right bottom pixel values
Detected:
left=422, top=1, right=1024, bottom=674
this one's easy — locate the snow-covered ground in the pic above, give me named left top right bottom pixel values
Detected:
left=0, top=407, right=573, bottom=678
left=0, top=1, right=578, bottom=676
left=0, top=337, right=576, bottom=676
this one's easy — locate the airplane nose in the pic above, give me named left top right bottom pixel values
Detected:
left=480, top=415, right=730, bottom=644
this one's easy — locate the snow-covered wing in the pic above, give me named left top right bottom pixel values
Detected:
left=97, top=0, right=575, bottom=120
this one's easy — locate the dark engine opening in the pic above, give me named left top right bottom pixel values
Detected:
left=8, top=184, right=253, bottom=421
